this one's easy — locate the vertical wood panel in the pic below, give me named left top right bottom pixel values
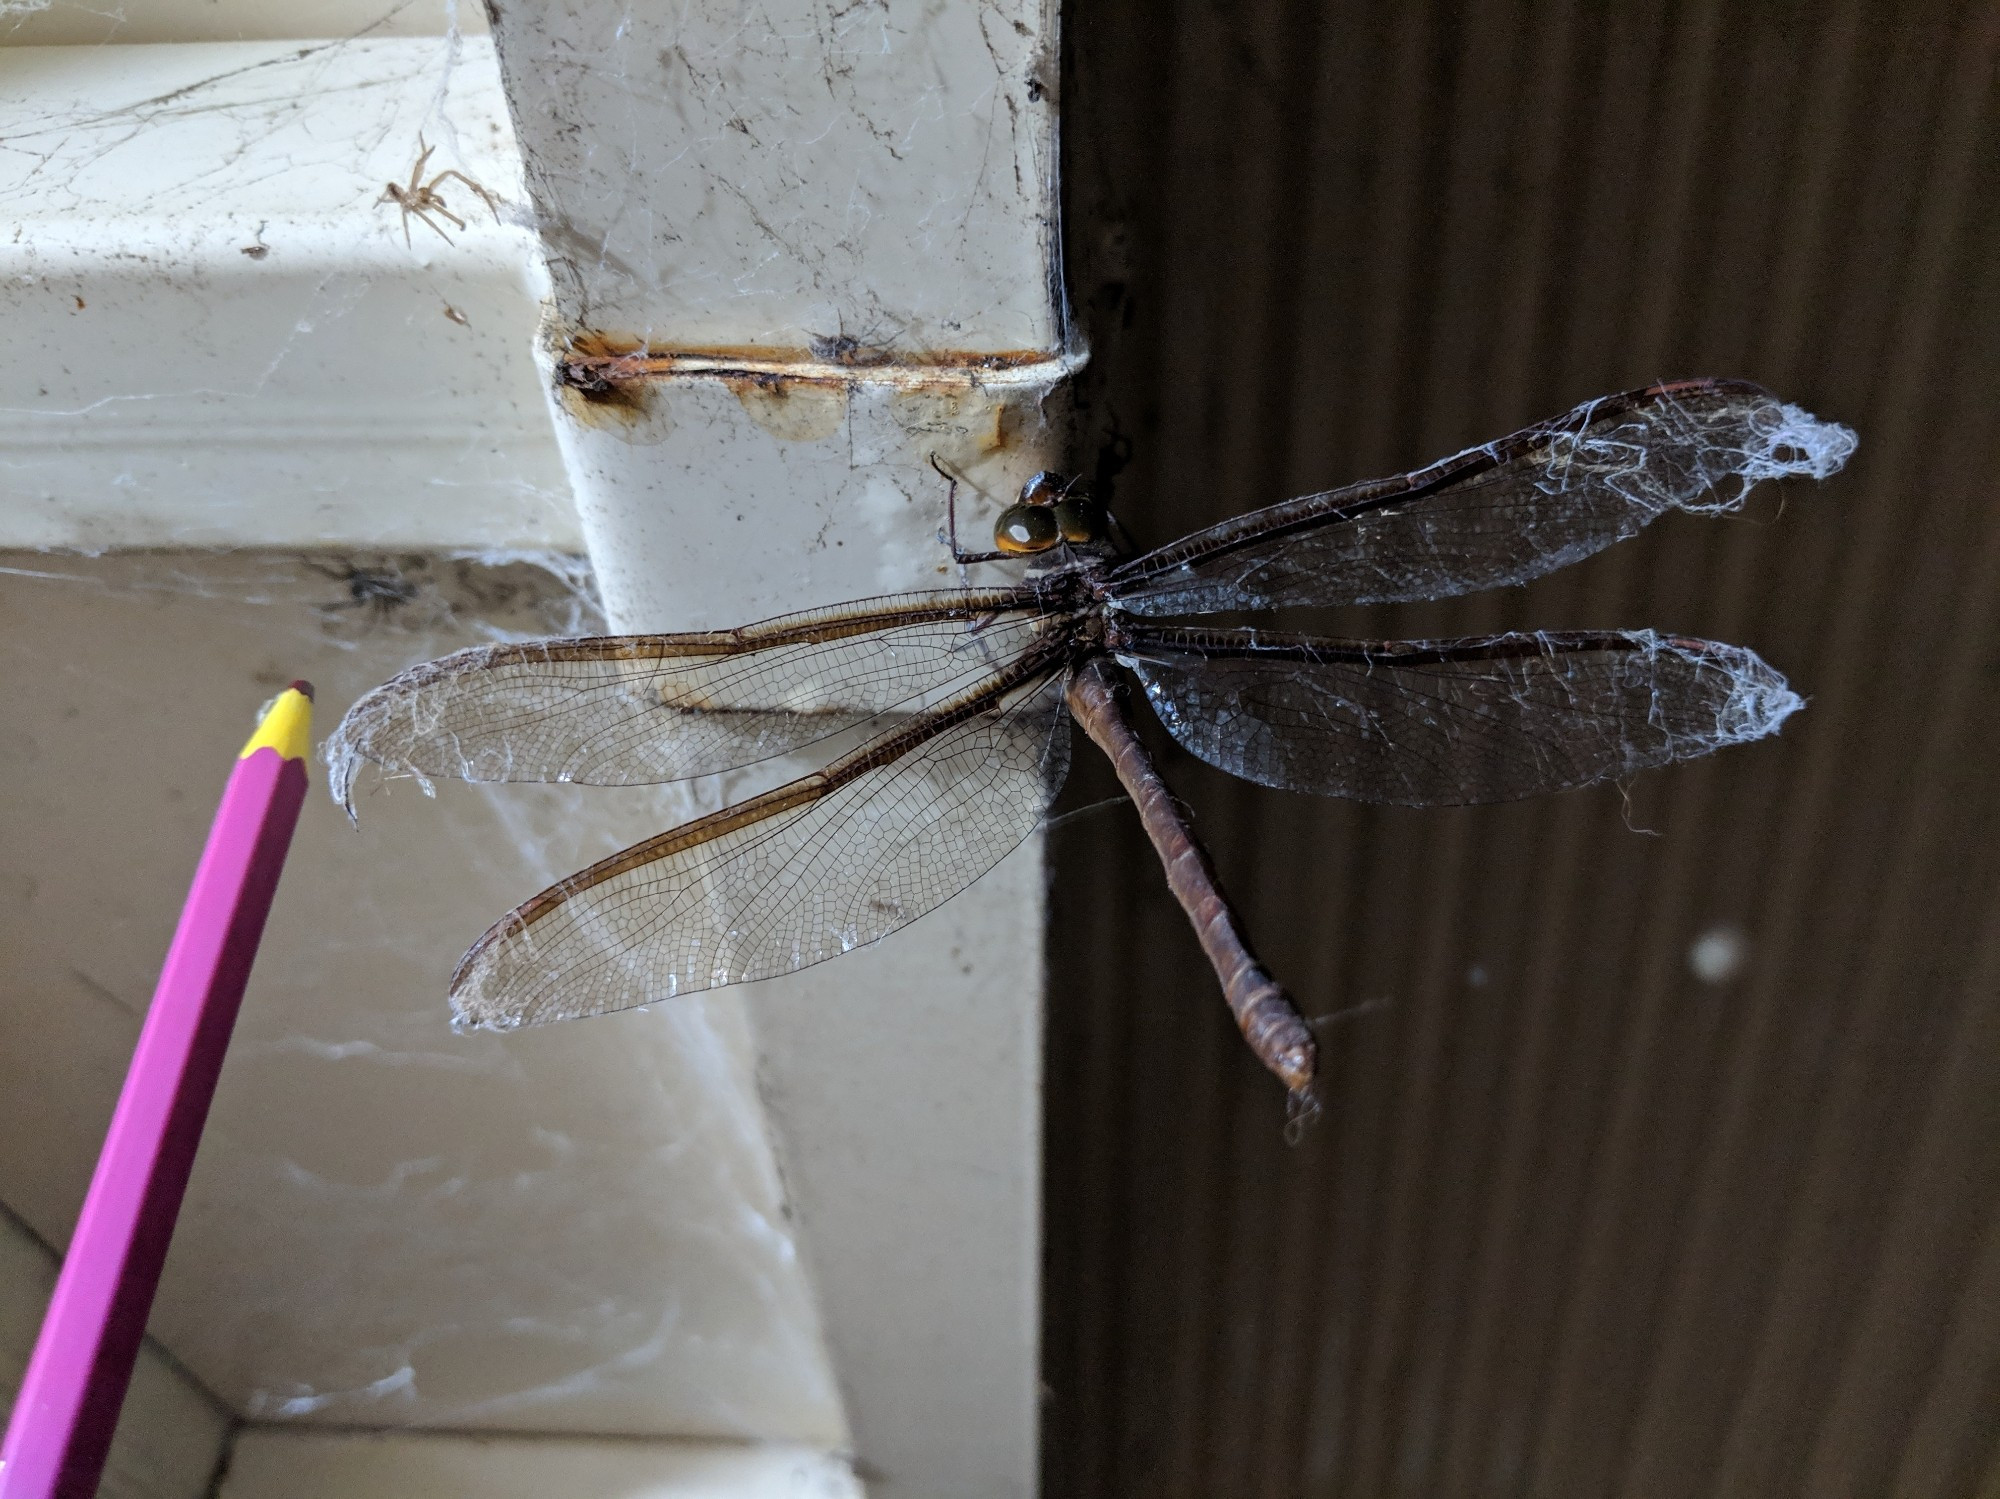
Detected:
left=1048, top=2, right=2000, bottom=1495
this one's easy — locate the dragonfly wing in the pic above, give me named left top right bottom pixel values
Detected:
left=1107, top=379, right=1855, bottom=614
left=448, top=656, right=1071, bottom=1028
left=1121, top=626, right=1800, bottom=806
left=325, top=589, right=1045, bottom=812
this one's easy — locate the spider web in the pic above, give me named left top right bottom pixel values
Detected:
left=0, top=4, right=854, bottom=1448
left=0, top=3, right=576, bottom=553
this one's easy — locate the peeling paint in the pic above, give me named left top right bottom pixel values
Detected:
left=555, top=332, right=1071, bottom=395
left=551, top=331, right=1077, bottom=452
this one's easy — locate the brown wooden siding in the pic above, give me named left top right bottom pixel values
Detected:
left=1046, top=2, right=2000, bottom=1495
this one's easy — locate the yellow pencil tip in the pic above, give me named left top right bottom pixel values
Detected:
left=240, top=682, right=314, bottom=762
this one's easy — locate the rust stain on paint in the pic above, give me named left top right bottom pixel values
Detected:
left=551, top=331, right=1072, bottom=451
left=890, top=385, right=1041, bottom=457
left=554, top=331, right=1063, bottom=394
left=724, top=373, right=848, bottom=442
left=554, top=338, right=674, bottom=443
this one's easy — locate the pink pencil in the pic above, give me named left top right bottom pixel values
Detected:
left=0, top=683, right=314, bottom=1499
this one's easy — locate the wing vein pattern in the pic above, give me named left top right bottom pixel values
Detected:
left=1107, top=378, right=1857, bottom=615
left=1121, top=626, right=1801, bottom=806
left=449, top=645, right=1073, bottom=1029
left=323, top=589, right=1044, bottom=808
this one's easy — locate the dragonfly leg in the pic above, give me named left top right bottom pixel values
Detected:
left=929, top=453, right=1010, bottom=565
left=1064, top=655, right=1317, bottom=1100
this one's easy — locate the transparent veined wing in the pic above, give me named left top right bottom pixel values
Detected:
left=1120, top=625, right=1799, bottom=806
left=324, top=589, right=1047, bottom=812
left=1107, top=379, right=1855, bottom=616
left=447, top=650, right=1072, bottom=1028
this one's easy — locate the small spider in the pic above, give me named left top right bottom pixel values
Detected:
left=304, top=556, right=429, bottom=623
left=378, top=135, right=501, bottom=246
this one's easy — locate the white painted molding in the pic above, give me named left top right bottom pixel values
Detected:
left=0, top=40, right=574, bottom=552
left=2, top=13, right=1065, bottom=1491
left=218, top=1428, right=861, bottom=1499
left=484, top=3, right=1072, bottom=1493
left=0, top=32, right=851, bottom=1483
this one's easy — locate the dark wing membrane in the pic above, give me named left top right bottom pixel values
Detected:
left=446, top=653, right=1072, bottom=1028
left=324, top=589, right=1046, bottom=812
left=1120, top=625, right=1800, bottom=806
left=1108, top=379, right=1856, bottom=615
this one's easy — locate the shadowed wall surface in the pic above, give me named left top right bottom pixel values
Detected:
left=1045, top=2, right=2000, bottom=1496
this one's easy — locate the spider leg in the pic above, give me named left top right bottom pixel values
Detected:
left=411, top=206, right=456, bottom=245
left=429, top=169, right=502, bottom=222
left=375, top=185, right=416, bottom=246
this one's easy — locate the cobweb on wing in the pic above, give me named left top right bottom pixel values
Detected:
left=1112, top=382, right=1860, bottom=616
left=1538, top=390, right=1856, bottom=514
left=320, top=594, right=1047, bottom=814
left=1126, top=627, right=1803, bottom=807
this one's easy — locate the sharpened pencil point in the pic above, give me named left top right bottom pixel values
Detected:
left=241, top=683, right=315, bottom=763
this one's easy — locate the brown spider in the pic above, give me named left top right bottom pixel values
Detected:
left=378, top=135, right=501, bottom=246
left=303, top=555, right=430, bottom=623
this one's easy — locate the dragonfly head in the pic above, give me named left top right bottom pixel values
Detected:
left=994, top=471, right=1110, bottom=555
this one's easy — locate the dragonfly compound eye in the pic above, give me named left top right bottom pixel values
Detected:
left=994, top=502, right=1061, bottom=554
left=1053, top=493, right=1107, bottom=544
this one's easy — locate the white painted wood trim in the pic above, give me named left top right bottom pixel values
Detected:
left=483, top=4, right=1074, bottom=1492
left=2, top=11, right=1068, bottom=1490
left=217, top=1428, right=863, bottom=1499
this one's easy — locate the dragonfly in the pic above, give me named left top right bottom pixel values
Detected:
left=327, top=378, right=1854, bottom=1101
